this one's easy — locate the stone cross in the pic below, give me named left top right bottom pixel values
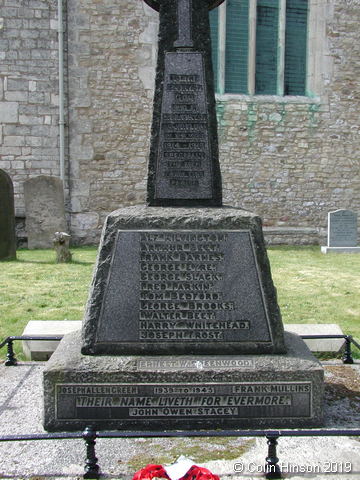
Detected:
left=174, top=0, right=193, bottom=47
left=144, top=0, right=225, bottom=207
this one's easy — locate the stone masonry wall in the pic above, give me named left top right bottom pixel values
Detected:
left=66, top=0, right=157, bottom=243
left=1, top=0, right=359, bottom=245
left=66, top=0, right=359, bottom=244
left=0, top=0, right=60, bottom=214
left=218, top=0, right=360, bottom=230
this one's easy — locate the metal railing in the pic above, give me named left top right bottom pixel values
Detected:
left=0, top=335, right=63, bottom=365
left=300, top=334, right=360, bottom=364
left=1, top=334, right=359, bottom=366
left=1, top=334, right=359, bottom=479
left=1, top=426, right=360, bottom=479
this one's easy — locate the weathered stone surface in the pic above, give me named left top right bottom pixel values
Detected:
left=44, top=330, right=324, bottom=431
left=53, top=231, right=72, bottom=263
left=1, top=0, right=360, bottom=245
left=24, top=176, right=67, bottom=249
left=0, top=169, right=16, bottom=260
left=22, top=320, right=81, bottom=361
left=327, top=209, right=358, bottom=247
left=81, top=206, right=286, bottom=355
left=0, top=102, right=19, bottom=123
left=146, top=0, right=222, bottom=206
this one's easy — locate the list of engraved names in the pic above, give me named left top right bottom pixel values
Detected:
left=156, top=53, right=212, bottom=198
left=139, top=231, right=248, bottom=341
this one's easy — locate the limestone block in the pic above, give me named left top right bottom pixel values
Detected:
left=0, top=102, right=18, bottom=123
left=22, top=320, right=81, bottom=360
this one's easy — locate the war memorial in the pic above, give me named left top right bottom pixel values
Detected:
left=43, top=0, right=324, bottom=431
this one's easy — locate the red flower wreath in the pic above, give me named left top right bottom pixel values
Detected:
left=132, top=463, right=220, bottom=480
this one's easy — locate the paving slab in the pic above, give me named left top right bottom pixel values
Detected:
left=0, top=361, right=359, bottom=480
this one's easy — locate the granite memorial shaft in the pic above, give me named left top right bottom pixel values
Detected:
left=146, top=0, right=223, bottom=206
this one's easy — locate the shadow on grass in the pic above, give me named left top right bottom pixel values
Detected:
left=3, top=258, right=94, bottom=266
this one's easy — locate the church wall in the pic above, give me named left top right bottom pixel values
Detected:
left=0, top=0, right=60, bottom=216
left=0, top=0, right=359, bottom=245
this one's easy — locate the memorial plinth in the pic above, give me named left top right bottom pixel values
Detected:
left=44, top=206, right=324, bottom=430
left=44, top=330, right=323, bottom=431
left=81, top=206, right=286, bottom=355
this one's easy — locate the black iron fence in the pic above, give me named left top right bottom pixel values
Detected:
left=1, top=333, right=359, bottom=366
left=0, top=335, right=63, bottom=365
left=1, top=427, right=360, bottom=479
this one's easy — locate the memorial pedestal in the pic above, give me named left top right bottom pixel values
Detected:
left=43, top=330, right=323, bottom=431
left=81, top=206, right=286, bottom=355
left=44, top=206, right=324, bottom=431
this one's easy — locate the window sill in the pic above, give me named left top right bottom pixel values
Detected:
left=215, top=93, right=321, bottom=104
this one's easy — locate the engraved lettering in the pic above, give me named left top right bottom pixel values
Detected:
left=56, top=382, right=311, bottom=421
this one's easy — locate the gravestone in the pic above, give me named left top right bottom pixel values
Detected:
left=24, top=176, right=67, bottom=249
left=43, top=0, right=323, bottom=431
left=0, top=169, right=16, bottom=260
left=321, top=209, right=360, bottom=254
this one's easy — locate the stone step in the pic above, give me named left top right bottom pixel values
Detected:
left=263, top=226, right=325, bottom=245
left=22, top=320, right=81, bottom=360
left=285, top=323, right=345, bottom=352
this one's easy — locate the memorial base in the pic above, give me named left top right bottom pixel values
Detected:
left=43, top=331, right=324, bottom=431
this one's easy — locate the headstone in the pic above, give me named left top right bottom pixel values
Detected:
left=24, top=176, right=67, bottom=249
left=146, top=0, right=223, bottom=206
left=0, top=169, right=17, bottom=260
left=328, top=209, right=358, bottom=247
left=321, top=209, right=360, bottom=254
left=43, top=0, right=323, bottom=432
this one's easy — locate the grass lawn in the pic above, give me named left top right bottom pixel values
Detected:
left=268, top=246, right=360, bottom=343
left=0, top=245, right=359, bottom=359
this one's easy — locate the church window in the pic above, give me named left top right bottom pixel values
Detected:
left=209, top=0, right=308, bottom=96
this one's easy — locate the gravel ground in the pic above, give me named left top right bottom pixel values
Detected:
left=0, top=360, right=359, bottom=480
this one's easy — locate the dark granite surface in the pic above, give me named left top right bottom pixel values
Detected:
left=143, top=0, right=226, bottom=12
left=81, top=206, right=286, bottom=355
left=0, top=169, right=16, bottom=260
left=146, top=0, right=222, bottom=206
left=44, top=331, right=324, bottom=431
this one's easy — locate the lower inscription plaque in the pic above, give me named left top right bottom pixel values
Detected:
left=56, top=382, right=312, bottom=422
